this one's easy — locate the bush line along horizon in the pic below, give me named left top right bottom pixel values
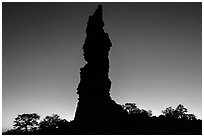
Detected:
left=3, top=103, right=201, bottom=134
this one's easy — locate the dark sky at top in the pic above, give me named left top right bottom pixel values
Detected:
left=2, top=2, right=201, bottom=131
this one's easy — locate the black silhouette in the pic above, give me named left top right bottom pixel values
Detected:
left=74, top=4, right=128, bottom=130
left=2, top=103, right=202, bottom=135
left=37, top=114, right=70, bottom=134
left=2, top=5, right=202, bottom=135
left=13, top=113, right=40, bottom=133
left=39, top=114, right=66, bottom=130
left=162, top=104, right=197, bottom=121
left=122, top=103, right=153, bottom=117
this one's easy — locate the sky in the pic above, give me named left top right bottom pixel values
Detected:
left=2, top=2, right=202, bottom=131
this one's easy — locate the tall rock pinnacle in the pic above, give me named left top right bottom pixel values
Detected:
left=74, top=5, right=127, bottom=128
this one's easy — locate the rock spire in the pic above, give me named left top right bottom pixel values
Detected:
left=74, top=5, right=127, bottom=128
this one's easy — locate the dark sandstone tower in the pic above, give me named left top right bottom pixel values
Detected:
left=74, top=5, right=127, bottom=128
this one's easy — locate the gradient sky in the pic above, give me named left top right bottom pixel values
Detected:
left=2, top=2, right=202, bottom=131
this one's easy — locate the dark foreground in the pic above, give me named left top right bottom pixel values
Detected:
left=3, top=117, right=202, bottom=135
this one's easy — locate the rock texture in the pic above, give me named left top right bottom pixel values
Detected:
left=74, top=5, right=127, bottom=128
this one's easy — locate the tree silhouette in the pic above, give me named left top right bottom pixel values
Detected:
left=162, top=106, right=175, bottom=119
left=122, top=103, right=140, bottom=114
left=2, top=104, right=201, bottom=135
left=185, top=114, right=197, bottom=121
left=174, top=104, right=188, bottom=119
left=147, top=110, right=153, bottom=117
left=121, top=103, right=153, bottom=124
left=39, top=114, right=68, bottom=130
left=122, top=103, right=152, bottom=117
left=13, top=113, right=40, bottom=133
left=162, top=104, right=192, bottom=120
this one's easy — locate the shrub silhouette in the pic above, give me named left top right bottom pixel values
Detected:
left=122, top=103, right=152, bottom=119
left=185, top=114, right=197, bottom=121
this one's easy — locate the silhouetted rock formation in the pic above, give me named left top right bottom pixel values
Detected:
left=74, top=5, right=127, bottom=129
